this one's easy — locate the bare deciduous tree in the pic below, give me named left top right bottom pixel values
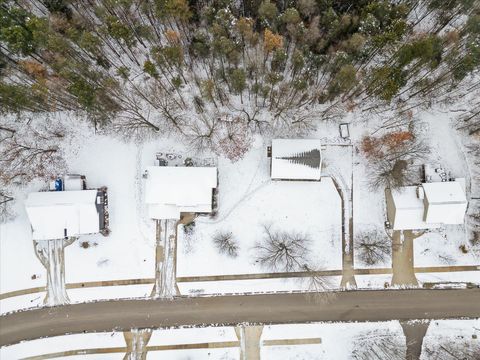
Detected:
left=149, top=84, right=187, bottom=135
left=253, top=224, right=311, bottom=272
left=355, top=228, right=392, bottom=266
left=423, top=337, right=480, bottom=360
left=300, top=264, right=336, bottom=303
left=368, top=159, right=413, bottom=190
left=110, top=91, right=161, bottom=140
left=213, top=231, right=239, bottom=258
left=362, top=130, right=429, bottom=190
left=187, top=116, right=219, bottom=153
left=0, top=191, right=15, bottom=223
left=352, top=329, right=406, bottom=360
left=0, top=119, right=67, bottom=187
left=215, top=117, right=252, bottom=162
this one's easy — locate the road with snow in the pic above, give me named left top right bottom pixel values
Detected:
left=1, top=288, right=479, bottom=346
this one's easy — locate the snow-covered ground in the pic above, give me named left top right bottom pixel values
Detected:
left=355, top=274, right=392, bottom=289
left=6, top=320, right=455, bottom=359
left=67, top=284, right=152, bottom=303
left=0, top=332, right=126, bottom=359
left=347, top=108, right=479, bottom=272
left=262, top=321, right=405, bottom=359
left=421, top=319, right=480, bottom=359
left=416, top=271, right=480, bottom=286
left=177, top=172, right=343, bottom=277
left=0, top=134, right=159, bottom=313
left=175, top=137, right=344, bottom=294
left=0, top=326, right=238, bottom=359
left=0, top=292, right=45, bottom=314
left=409, top=111, right=478, bottom=269
left=0, top=321, right=405, bottom=359
left=64, top=135, right=156, bottom=284
left=1, top=107, right=478, bottom=311
left=1, top=134, right=185, bottom=312
left=415, top=228, right=478, bottom=267
left=0, top=185, right=46, bottom=294
left=178, top=276, right=343, bottom=296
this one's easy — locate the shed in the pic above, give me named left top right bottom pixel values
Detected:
left=25, top=190, right=101, bottom=240
left=270, top=139, right=322, bottom=181
left=144, top=166, right=217, bottom=219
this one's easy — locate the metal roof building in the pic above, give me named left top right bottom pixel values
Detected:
left=270, top=139, right=322, bottom=181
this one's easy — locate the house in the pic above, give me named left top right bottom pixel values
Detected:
left=144, top=166, right=217, bottom=220
left=269, top=139, right=322, bottom=181
left=25, top=189, right=106, bottom=240
left=422, top=181, right=468, bottom=224
left=386, top=179, right=468, bottom=230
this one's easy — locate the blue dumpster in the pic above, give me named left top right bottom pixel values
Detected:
left=54, top=178, right=63, bottom=191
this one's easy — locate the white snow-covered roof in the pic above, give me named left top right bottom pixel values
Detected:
left=388, top=186, right=439, bottom=230
left=387, top=180, right=467, bottom=230
left=25, top=190, right=100, bottom=240
left=145, top=166, right=217, bottom=219
left=271, top=139, right=322, bottom=181
left=64, top=176, right=84, bottom=191
left=423, top=181, right=467, bottom=224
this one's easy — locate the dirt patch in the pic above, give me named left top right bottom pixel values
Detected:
left=80, top=241, right=98, bottom=249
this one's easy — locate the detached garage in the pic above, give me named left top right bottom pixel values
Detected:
left=269, top=139, right=322, bottom=181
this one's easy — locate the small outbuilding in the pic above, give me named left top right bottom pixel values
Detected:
left=144, top=166, right=217, bottom=220
left=25, top=190, right=104, bottom=240
left=386, top=179, right=468, bottom=230
left=269, top=139, right=322, bottom=181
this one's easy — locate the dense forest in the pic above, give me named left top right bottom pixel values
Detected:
left=0, top=0, right=479, bottom=187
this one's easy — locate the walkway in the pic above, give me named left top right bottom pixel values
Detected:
left=1, top=265, right=478, bottom=300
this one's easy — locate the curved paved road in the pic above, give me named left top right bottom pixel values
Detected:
left=1, top=289, right=479, bottom=346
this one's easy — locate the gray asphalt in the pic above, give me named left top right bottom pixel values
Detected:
left=1, top=289, right=479, bottom=346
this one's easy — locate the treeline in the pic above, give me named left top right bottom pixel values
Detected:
left=0, top=0, right=479, bottom=151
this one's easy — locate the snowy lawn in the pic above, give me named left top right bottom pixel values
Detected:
left=0, top=332, right=126, bottom=359
left=64, top=135, right=156, bottom=284
left=177, top=144, right=342, bottom=278
left=0, top=326, right=238, bottom=359
left=177, top=276, right=343, bottom=296
left=0, top=292, right=46, bottom=315
left=421, top=319, right=480, bottom=360
left=0, top=321, right=406, bottom=360
left=0, top=195, right=46, bottom=294
left=3, top=319, right=478, bottom=360
left=414, top=227, right=479, bottom=267
left=416, top=271, right=480, bottom=286
left=355, top=274, right=392, bottom=289
left=1, top=133, right=181, bottom=312
left=262, top=321, right=405, bottom=360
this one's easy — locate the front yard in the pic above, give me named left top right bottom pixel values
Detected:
left=176, top=143, right=343, bottom=294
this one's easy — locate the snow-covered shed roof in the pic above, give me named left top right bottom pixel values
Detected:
left=25, top=190, right=100, bottom=240
left=423, top=181, right=467, bottom=224
left=271, top=139, right=322, bottom=181
left=386, top=186, right=439, bottom=230
left=145, top=166, right=217, bottom=220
